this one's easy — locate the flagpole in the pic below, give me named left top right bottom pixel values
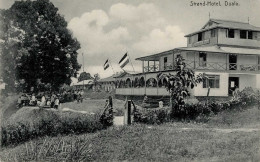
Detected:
left=109, top=59, right=115, bottom=75
left=82, top=53, right=85, bottom=89
left=127, top=52, right=136, bottom=73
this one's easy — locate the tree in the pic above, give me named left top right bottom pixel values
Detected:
left=0, top=0, right=81, bottom=92
left=78, top=72, right=93, bottom=82
left=157, top=55, right=205, bottom=117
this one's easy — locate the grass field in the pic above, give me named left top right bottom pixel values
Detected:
left=0, top=123, right=259, bottom=161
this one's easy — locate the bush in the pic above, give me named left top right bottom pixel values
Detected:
left=134, top=87, right=260, bottom=124
left=1, top=108, right=109, bottom=147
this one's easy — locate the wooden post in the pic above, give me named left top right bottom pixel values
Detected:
left=127, top=100, right=131, bottom=124
left=108, top=96, right=113, bottom=118
left=124, top=99, right=132, bottom=125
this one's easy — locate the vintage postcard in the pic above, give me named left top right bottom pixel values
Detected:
left=0, top=0, right=260, bottom=161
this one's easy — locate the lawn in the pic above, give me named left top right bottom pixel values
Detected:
left=61, top=98, right=132, bottom=116
left=0, top=124, right=259, bottom=161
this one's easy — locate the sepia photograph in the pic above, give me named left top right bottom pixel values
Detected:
left=0, top=0, right=260, bottom=161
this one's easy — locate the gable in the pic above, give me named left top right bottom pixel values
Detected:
left=201, top=20, right=219, bottom=29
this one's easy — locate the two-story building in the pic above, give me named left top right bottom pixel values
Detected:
left=115, top=19, right=260, bottom=97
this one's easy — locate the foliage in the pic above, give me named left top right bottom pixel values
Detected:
left=1, top=108, right=106, bottom=147
left=78, top=72, right=93, bottom=82
left=0, top=0, right=81, bottom=92
left=157, top=55, right=204, bottom=116
left=134, top=87, right=260, bottom=124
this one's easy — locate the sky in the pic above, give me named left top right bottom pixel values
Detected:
left=1, top=0, right=260, bottom=79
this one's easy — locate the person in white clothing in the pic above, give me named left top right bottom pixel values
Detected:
left=39, top=94, right=46, bottom=108
left=29, top=93, right=36, bottom=106
left=54, top=97, right=59, bottom=109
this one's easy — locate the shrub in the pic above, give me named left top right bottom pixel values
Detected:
left=1, top=108, right=108, bottom=147
left=134, top=87, right=260, bottom=124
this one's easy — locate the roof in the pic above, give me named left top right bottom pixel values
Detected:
left=136, top=45, right=260, bottom=61
left=135, top=49, right=178, bottom=61
left=98, top=75, right=116, bottom=82
left=71, top=79, right=94, bottom=86
left=185, top=19, right=260, bottom=37
left=98, top=71, right=136, bottom=82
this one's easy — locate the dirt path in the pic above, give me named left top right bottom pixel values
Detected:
left=180, top=127, right=260, bottom=133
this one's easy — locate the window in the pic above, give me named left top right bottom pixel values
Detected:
left=188, top=37, right=192, bottom=44
left=199, top=52, right=207, bottom=67
left=248, top=31, right=253, bottom=39
left=226, top=29, right=234, bottom=38
left=164, top=57, right=167, bottom=63
left=211, top=29, right=216, bottom=37
left=240, top=30, right=247, bottom=39
left=203, top=75, right=220, bottom=88
left=198, top=33, right=204, bottom=41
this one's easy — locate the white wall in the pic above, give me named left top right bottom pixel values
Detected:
left=229, top=74, right=257, bottom=90
left=218, top=28, right=260, bottom=48
left=194, top=72, right=229, bottom=96
left=256, top=74, right=260, bottom=89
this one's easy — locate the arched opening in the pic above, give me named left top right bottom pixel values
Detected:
left=126, top=78, right=131, bottom=88
left=133, top=77, right=139, bottom=87
left=139, top=77, right=145, bottom=87
left=163, top=78, right=168, bottom=87
left=118, top=80, right=123, bottom=88
left=146, top=78, right=157, bottom=87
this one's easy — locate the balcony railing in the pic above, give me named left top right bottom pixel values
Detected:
left=164, top=63, right=173, bottom=70
left=185, top=60, right=260, bottom=72
left=143, top=64, right=159, bottom=72
left=143, top=61, right=260, bottom=73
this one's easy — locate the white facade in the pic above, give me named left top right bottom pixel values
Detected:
left=115, top=19, right=260, bottom=97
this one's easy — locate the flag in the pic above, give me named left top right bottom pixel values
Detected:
left=104, top=59, right=109, bottom=70
left=119, top=53, right=129, bottom=68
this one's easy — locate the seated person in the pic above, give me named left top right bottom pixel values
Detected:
left=29, top=93, right=37, bottom=106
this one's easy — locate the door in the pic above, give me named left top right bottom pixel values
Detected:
left=228, top=77, right=239, bottom=95
left=229, top=55, right=237, bottom=70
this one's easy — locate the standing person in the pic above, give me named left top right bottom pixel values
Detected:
left=54, top=95, right=59, bottom=109
left=80, top=89, right=84, bottom=103
left=39, top=93, right=46, bottom=108
left=50, top=93, right=56, bottom=108
left=77, top=90, right=81, bottom=103
left=17, top=96, right=22, bottom=108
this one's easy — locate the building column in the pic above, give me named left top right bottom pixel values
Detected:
left=142, top=61, right=144, bottom=73
left=148, top=61, right=150, bottom=72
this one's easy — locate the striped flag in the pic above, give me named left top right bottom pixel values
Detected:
left=119, top=53, right=129, bottom=68
left=104, top=59, right=109, bottom=70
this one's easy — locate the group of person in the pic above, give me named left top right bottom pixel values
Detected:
left=17, top=89, right=85, bottom=109
left=17, top=92, right=60, bottom=109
